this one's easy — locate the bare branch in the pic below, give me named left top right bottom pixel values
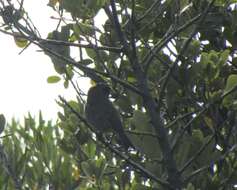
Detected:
left=179, top=134, right=215, bottom=173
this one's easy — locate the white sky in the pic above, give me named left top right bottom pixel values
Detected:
left=0, top=1, right=80, bottom=122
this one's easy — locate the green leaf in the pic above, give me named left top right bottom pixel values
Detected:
left=86, top=48, right=97, bottom=59
left=63, top=80, right=69, bottom=88
left=47, top=76, right=61, bottom=83
left=115, top=95, right=133, bottom=113
left=68, top=100, right=80, bottom=112
left=192, top=129, right=204, bottom=142
left=73, top=23, right=99, bottom=36
left=81, top=161, right=95, bottom=177
left=219, top=49, right=230, bottom=65
left=130, top=110, right=149, bottom=131
left=14, top=32, right=28, bottom=48
left=77, top=59, right=93, bottom=65
left=224, top=74, right=237, bottom=93
left=129, top=110, right=161, bottom=159
left=186, top=183, right=195, bottom=190
left=176, top=135, right=192, bottom=167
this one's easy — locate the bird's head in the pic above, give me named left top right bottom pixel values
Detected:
left=87, top=83, right=111, bottom=101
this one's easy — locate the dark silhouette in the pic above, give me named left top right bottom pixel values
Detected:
left=85, top=83, right=134, bottom=149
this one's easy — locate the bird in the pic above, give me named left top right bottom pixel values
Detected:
left=85, top=83, right=134, bottom=149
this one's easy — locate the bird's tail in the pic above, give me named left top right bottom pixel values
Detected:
left=118, top=131, right=135, bottom=150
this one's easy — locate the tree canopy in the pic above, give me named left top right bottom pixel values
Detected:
left=1, top=0, right=237, bottom=189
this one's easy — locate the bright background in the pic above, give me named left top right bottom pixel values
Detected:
left=0, top=1, right=78, bottom=122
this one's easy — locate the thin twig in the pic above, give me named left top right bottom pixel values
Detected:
left=184, top=144, right=237, bottom=183
left=143, top=13, right=202, bottom=70
left=137, top=0, right=161, bottom=22
left=172, top=82, right=237, bottom=152
left=157, top=0, right=216, bottom=114
left=110, top=0, right=130, bottom=53
left=0, top=27, right=144, bottom=96
left=171, top=107, right=208, bottom=151
left=179, top=134, right=215, bottom=173
left=126, top=130, right=158, bottom=138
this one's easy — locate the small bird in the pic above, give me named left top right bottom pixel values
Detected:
left=85, top=83, right=134, bottom=149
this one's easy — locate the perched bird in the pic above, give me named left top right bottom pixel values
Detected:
left=85, top=83, right=134, bottom=149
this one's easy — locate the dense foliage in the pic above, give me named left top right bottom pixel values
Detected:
left=0, top=114, right=80, bottom=189
left=1, top=0, right=237, bottom=189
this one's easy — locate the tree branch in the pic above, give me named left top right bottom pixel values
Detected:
left=108, top=0, right=183, bottom=187
left=59, top=96, right=174, bottom=189
left=109, top=0, right=130, bottom=53
left=179, top=134, right=215, bottom=173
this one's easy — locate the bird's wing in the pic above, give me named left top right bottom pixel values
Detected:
left=85, top=101, right=112, bottom=131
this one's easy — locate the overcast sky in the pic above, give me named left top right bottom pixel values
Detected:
left=0, top=1, right=78, bottom=122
